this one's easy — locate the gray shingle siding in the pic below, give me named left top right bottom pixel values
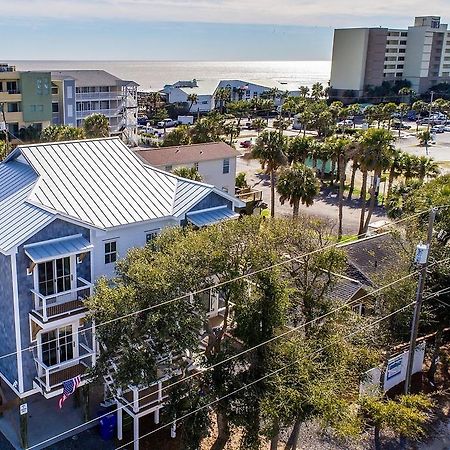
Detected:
left=0, top=253, right=18, bottom=386
left=16, top=218, right=91, bottom=392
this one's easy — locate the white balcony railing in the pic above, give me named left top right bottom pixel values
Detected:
left=34, top=347, right=95, bottom=393
left=76, top=108, right=122, bottom=119
left=76, top=92, right=123, bottom=100
left=31, top=277, right=93, bottom=323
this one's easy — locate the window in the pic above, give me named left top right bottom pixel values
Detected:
left=398, top=56, right=405, bottom=61
left=401, top=32, right=408, bottom=37
left=7, top=102, right=20, bottom=112
left=36, top=79, right=42, bottom=95
left=400, top=40, right=407, bottom=45
left=385, top=56, right=397, bottom=61
left=52, top=102, right=59, bottom=113
left=387, top=40, right=399, bottom=45
left=51, top=83, right=58, bottom=95
left=66, top=85, right=73, bottom=99
left=7, top=122, right=19, bottom=135
left=67, top=104, right=73, bottom=118
left=396, top=73, right=403, bottom=77
left=397, top=65, right=404, bottom=69
left=222, top=158, right=230, bottom=174
left=399, top=48, right=406, bottom=53
left=41, top=325, right=73, bottom=367
left=104, top=241, right=117, bottom=264
left=37, top=257, right=71, bottom=296
left=386, top=48, right=398, bottom=53
left=6, top=81, right=18, bottom=94
left=99, top=86, right=110, bottom=92
left=100, top=100, right=110, bottom=110
left=145, top=230, right=160, bottom=242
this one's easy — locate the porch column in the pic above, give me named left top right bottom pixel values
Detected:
left=133, top=416, right=139, bottom=450
left=154, top=408, right=159, bottom=424
left=91, top=319, right=96, bottom=367
left=117, top=401, right=123, bottom=440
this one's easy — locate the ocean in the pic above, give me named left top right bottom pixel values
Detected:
left=9, top=60, right=331, bottom=92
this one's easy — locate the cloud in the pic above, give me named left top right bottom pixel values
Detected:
left=3, top=0, right=449, bottom=27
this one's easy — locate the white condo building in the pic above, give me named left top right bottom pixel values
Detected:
left=330, top=16, right=450, bottom=99
left=51, top=70, right=139, bottom=143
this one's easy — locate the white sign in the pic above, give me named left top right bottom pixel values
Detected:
left=383, top=343, right=426, bottom=392
left=20, top=403, right=28, bottom=415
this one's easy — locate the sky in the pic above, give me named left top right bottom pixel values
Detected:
left=0, top=0, right=448, bottom=60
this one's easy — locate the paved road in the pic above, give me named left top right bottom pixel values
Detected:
left=236, top=156, right=386, bottom=235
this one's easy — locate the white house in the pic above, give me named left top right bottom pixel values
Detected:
left=162, top=78, right=300, bottom=113
left=0, top=137, right=243, bottom=449
left=135, top=142, right=240, bottom=194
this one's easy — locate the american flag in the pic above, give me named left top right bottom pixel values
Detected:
left=58, top=375, right=81, bottom=409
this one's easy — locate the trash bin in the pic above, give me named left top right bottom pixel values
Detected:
left=98, top=411, right=117, bottom=441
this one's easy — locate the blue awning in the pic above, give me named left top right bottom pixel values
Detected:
left=187, top=206, right=239, bottom=228
left=24, top=234, right=93, bottom=263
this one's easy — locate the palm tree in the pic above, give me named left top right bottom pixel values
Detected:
left=252, top=130, right=288, bottom=217
left=299, top=86, right=310, bottom=99
left=187, top=93, right=198, bottom=112
left=223, top=122, right=240, bottom=146
left=315, top=141, right=334, bottom=184
left=252, top=118, right=267, bottom=136
left=276, top=163, right=319, bottom=218
left=386, top=148, right=404, bottom=201
left=383, top=102, right=397, bottom=130
left=412, top=100, right=428, bottom=131
left=398, top=87, right=416, bottom=105
left=396, top=103, right=409, bottom=137
left=83, top=113, right=109, bottom=138
left=311, top=82, right=325, bottom=101
left=358, top=129, right=395, bottom=235
left=172, top=166, right=203, bottom=181
left=416, top=156, right=440, bottom=181
left=286, top=135, right=312, bottom=164
left=328, top=137, right=355, bottom=239
left=402, top=153, right=419, bottom=182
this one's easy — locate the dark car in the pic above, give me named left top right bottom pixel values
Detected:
left=392, top=122, right=411, bottom=130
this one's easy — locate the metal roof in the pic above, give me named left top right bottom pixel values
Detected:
left=0, top=161, right=54, bottom=253
left=15, top=138, right=224, bottom=229
left=24, top=234, right=93, bottom=263
left=186, top=206, right=239, bottom=227
left=0, top=138, right=241, bottom=253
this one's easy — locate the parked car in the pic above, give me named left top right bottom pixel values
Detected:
left=137, top=116, right=149, bottom=126
left=431, top=126, right=444, bottom=134
left=240, top=139, right=253, bottom=148
left=443, top=125, right=450, bottom=132
left=337, top=119, right=354, bottom=127
left=157, top=118, right=178, bottom=129
left=392, top=122, right=411, bottom=130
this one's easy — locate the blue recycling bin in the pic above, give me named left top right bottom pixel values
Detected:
left=99, top=411, right=117, bottom=441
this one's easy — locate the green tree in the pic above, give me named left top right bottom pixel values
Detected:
left=172, top=166, right=203, bottom=181
left=40, top=125, right=86, bottom=142
left=235, top=172, right=248, bottom=189
left=286, top=135, right=313, bottom=164
left=83, top=113, right=110, bottom=138
left=0, top=140, right=8, bottom=161
left=358, top=128, right=395, bottom=235
left=359, top=395, right=433, bottom=450
left=187, top=93, right=198, bottom=112
left=252, top=117, right=267, bottom=135
left=252, top=130, right=288, bottom=217
left=161, top=125, right=191, bottom=146
left=412, top=100, right=428, bottom=132
left=382, top=102, right=398, bottom=130
left=417, top=130, right=432, bottom=147
left=386, top=148, right=405, bottom=201
left=276, top=163, right=319, bottom=218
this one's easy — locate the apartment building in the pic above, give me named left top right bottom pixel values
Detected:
left=0, top=64, right=52, bottom=142
left=51, top=70, right=139, bottom=143
left=330, top=16, right=450, bottom=99
left=0, top=137, right=243, bottom=449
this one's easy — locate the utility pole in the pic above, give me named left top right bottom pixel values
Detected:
left=404, top=208, right=437, bottom=394
left=425, top=91, right=434, bottom=156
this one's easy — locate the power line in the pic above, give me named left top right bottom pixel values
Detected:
left=26, top=256, right=450, bottom=450
left=0, top=209, right=429, bottom=364
left=115, top=298, right=424, bottom=450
